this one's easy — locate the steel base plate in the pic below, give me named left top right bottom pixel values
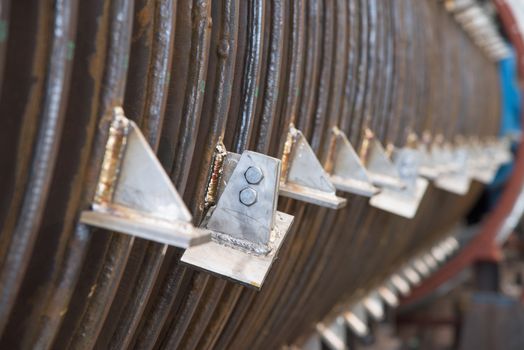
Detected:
left=435, top=172, right=471, bottom=195
left=181, top=211, right=294, bottom=289
left=369, top=178, right=428, bottom=218
left=80, top=209, right=211, bottom=248
left=279, top=183, right=346, bottom=209
left=330, top=175, right=379, bottom=197
left=369, top=172, right=406, bottom=190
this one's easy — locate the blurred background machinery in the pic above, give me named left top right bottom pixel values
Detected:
left=0, top=0, right=523, bottom=349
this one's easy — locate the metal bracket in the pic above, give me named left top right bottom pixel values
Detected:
left=344, top=303, right=369, bottom=338
left=181, top=150, right=294, bottom=289
left=316, top=318, right=347, bottom=350
left=468, top=141, right=499, bottom=184
left=401, top=265, right=422, bottom=286
left=435, top=144, right=471, bottom=195
left=412, top=258, right=431, bottom=277
left=418, top=139, right=440, bottom=180
left=390, top=274, right=411, bottom=296
left=423, top=253, right=439, bottom=271
left=377, top=283, right=399, bottom=307
left=369, top=146, right=428, bottom=218
left=279, top=125, right=346, bottom=209
left=431, top=245, right=447, bottom=263
left=80, top=107, right=210, bottom=248
left=362, top=291, right=385, bottom=321
left=361, top=129, right=405, bottom=190
left=325, top=127, right=379, bottom=197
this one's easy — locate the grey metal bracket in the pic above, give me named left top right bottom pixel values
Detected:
left=316, top=318, right=347, bottom=350
left=279, top=125, right=347, bottom=209
left=80, top=107, right=210, bottom=248
left=412, top=258, right=431, bottom=277
left=390, top=274, right=411, bottom=296
left=361, top=129, right=406, bottom=190
left=431, top=244, right=447, bottom=263
left=467, top=141, right=499, bottom=184
left=418, top=141, right=440, bottom=180
left=423, top=253, right=439, bottom=271
left=181, top=150, right=294, bottom=289
left=344, top=303, right=369, bottom=338
left=325, top=127, right=379, bottom=197
left=369, top=146, right=428, bottom=218
left=401, top=265, right=422, bottom=286
left=362, top=291, right=385, bottom=321
left=435, top=144, right=471, bottom=195
left=377, top=282, right=399, bottom=307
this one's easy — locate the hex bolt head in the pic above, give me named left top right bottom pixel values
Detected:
left=244, top=166, right=264, bottom=184
left=239, top=187, right=257, bottom=206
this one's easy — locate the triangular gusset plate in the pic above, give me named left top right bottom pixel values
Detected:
left=181, top=151, right=294, bottom=289
left=435, top=146, right=471, bottom=195
left=344, top=303, right=369, bottom=338
left=362, top=291, right=385, bottom=321
left=364, top=133, right=406, bottom=190
left=423, top=253, right=439, bottom=271
left=390, top=274, right=411, bottom=296
left=280, top=126, right=346, bottom=209
left=369, top=147, right=428, bottom=218
left=80, top=108, right=210, bottom=248
left=401, top=265, right=422, bottom=286
left=316, top=318, right=347, bottom=350
left=468, top=142, right=499, bottom=184
left=418, top=143, right=440, bottom=180
left=412, top=258, right=430, bottom=277
left=377, top=283, right=399, bottom=307
left=328, top=127, right=379, bottom=197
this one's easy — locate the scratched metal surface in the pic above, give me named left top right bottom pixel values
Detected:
left=0, top=0, right=501, bottom=349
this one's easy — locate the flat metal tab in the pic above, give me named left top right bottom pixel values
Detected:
left=412, top=258, right=431, bottom=277
left=80, top=108, right=210, bottom=248
left=377, top=283, right=399, bottom=307
left=279, top=125, right=346, bottom=209
left=181, top=151, right=294, bottom=289
left=467, top=141, right=498, bottom=184
left=344, top=303, right=369, bottom=337
left=424, top=253, right=439, bottom=271
left=316, top=317, right=347, bottom=350
left=435, top=145, right=471, bottom=195
left=390, top=274, right=411, bottom=296
left=326, top=127, right=379, bottom=197
left=362, top=291, right=385, bottom=321
left=402, top=265, right=422, bottom=286
left=431, top=245, right=446, bottom=263
left=370, top=146, right=428, bottom=218
left=362, top=129, right=405, bottom=190
left=418, top=136, right=440, bottom=180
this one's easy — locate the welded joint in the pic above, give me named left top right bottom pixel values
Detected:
left=80, top=107, right=210, bottom=248
left=181, top=149, right=294, bottom=289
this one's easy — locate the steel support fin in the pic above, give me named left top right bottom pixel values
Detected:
left=326, top=127, right=379, bottom=197
left=80, top=107, right=210, bottom=248
left=181, top=150, right=294, bottom=289
left=362, top=291, right=385, bottom=321
left=435, top=142, right=471, bottom=195
left=370, top=146, right=428, bottom=218
left=361, top=129, right=405, bottom=190
left=344, top=303, right=369, bottom=338
left=279, top=125, right=347, bottom=209
left=316, top=318, right=347, bottom=350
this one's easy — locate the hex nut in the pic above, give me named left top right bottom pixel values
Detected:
left=244, top=166, right=264, bottom=184
left=239, top=187, right=257, bottom=206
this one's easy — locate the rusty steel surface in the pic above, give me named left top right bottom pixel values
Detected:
left=0, top=1, right=502, bottom=349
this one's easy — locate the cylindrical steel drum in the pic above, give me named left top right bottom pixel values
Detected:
left=0, top=0, right=501, bottom=349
